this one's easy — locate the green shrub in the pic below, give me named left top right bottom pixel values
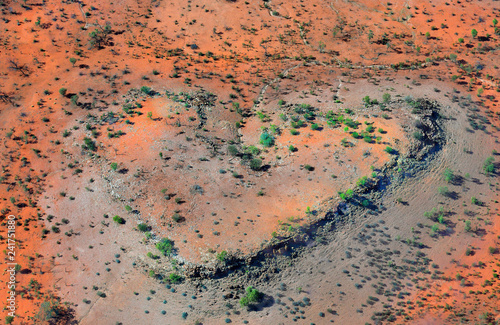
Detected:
left=483, top=157, right=495, bottom=175
left=384, top=146, right=396, bottom=154
left=228, top=145, right=239, bottom=156
left=249, top=158, right=262, bottom=171
left=59, top=88, right=67, bottom=96
left=113, top=216, right=125, bottom=224
left=443, top=168, right=455, bottom=183
left=216, top=250, right=228, bottom=262
left=438, top=186, right=449, bottom=196
left=339, top=189, right=354, bottom=200
left=464, top=220, right=472, bottom=232
left=110, top=162, right=118, bottom=171
left=413, top=131, right=424, bottom=140
left=259, top=132, right=274, bottom=147
left=70, top=94, right=79, bottom=106
left=471, top=196, right=481, bottom=205
left=239, top=286, right=263, bottom=307
left=83, top=137, right=97, bottom=151
left=141, top=86, right=152, bottom=95
left=172, top=213, right=182, bottom=223
left=156, top=238, right=173, bottom=255
left=137, top=223, right=150, bottom=232
left=169, top=273, right=182, bottom=283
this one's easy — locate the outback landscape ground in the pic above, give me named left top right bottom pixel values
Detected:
left=0, top=0, right=499, bottom=324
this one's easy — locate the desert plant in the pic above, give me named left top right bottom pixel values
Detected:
left=82, top=137, right=97, bottom=151
left=259, top=132, right=274, bottom=147
left=169, top=273, right=182, bottom=284
left=216, top=250, right=228, bottom=263
left=156, top=238, right=173, bottom=255
left=438, top=186, right=449, bottom=196
left=141, top=86, right=153, bottom=95
left=471, top=196, right=481, bottom=205
left=384, top=146, right=396, bottom=154
left=471, top=29, right=478, bottom=38
left=483, top=157, right=495, bottom=175
left=339, top=189, right=354, bottom=201
left=89, top=24, right=112, bottom=49
left=249, top=158, right=262, bottom=171
left=113, top=215, right=125, bottom=224
left=239, top=286, right=263, bottom=307
left=443, top=168, right=454, bottom=183
left=464, top=220, right=472, bottom=232
left=110, top=163, right=118, bottom=171
left=228, top=145, right=240, bottom=156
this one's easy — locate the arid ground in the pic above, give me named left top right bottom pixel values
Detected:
left=0, top=0, right=499, bottom=324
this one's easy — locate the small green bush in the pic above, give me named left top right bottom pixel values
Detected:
left=384, top=146, right=395, bottom=154
left=259, top=132, right=274, bottom=147
left=113, top=216, right=125, bottom=224
left=239, top=286, right=263, bottom=307
left=156, top=238, right=173, bottom=255
left=169, top=273, right=182, bottom=284
left=216, top=250, right=228, bottom=262
left=249, top=158, right=262, bottom=171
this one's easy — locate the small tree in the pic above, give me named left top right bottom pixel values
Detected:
left=59, top=88, right=67, bottom=96
left=110, top=162, right=118, bottom=171
left=69, top=57, right=77, bottom=66
left=89, top=24, right=112, bottom=49
left=471, top=29, right=478, bottom=38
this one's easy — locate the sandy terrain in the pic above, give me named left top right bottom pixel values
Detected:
left=0, top=0, right=499, bottom=324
